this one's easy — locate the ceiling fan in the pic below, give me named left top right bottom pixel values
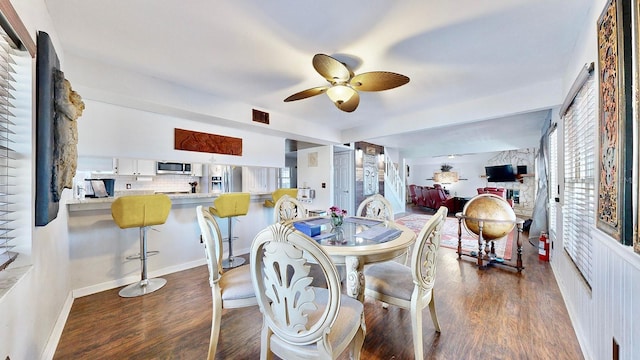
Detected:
left=284, top=53, right=410, bottom=113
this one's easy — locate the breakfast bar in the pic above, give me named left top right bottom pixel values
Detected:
left=66, top=192, right=272, bottom=296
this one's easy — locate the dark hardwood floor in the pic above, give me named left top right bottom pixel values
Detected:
left=54, top=206, right=583, bottom=359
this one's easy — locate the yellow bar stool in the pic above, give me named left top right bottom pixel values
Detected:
left=111, top=194, right=172, bottom=297
left=209, top=192, right=250, bottom=269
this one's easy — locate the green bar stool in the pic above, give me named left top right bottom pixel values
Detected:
left=210, top=192, right=250, bottom=268
left=111, top=194, right=172, bottom=297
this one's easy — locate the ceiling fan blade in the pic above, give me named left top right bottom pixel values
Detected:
left=334, top=91, right=360, bottom=112
left=313, top=54, right=351, bottom=84
left=350, top=71, right=410, bottom=91
left=283, top=86, right=329, bottom=102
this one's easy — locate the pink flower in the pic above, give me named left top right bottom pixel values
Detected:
left=328, top=206, right=347, bottom=217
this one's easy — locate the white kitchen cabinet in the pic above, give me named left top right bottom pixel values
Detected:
left=77, top=156, right=116, bottom=173
left=116, top=158, right=156, bottom=176
left=190, top=163, right=203, bottom=176
left=137, top=159, right=157, bottom=175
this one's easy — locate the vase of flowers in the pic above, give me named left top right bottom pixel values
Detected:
left=189, top=181, right=198, bottom=193
left=328, top=206, right=347, bottom=229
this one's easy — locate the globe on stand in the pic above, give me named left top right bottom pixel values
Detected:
left=462, top=194, right=516, bottom=240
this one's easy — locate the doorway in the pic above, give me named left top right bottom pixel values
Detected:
left=333, top=150, right=355, bottom=215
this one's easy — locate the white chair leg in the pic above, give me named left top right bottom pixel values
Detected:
left=207, top=290, right=222, bottom=360
left=411, top=301, right=424, bottom=360
left=260, top=322, right=273, bottom=360
left=349, top=313, right=366, bottom=360
left=429, top=291, right=441, bottom=332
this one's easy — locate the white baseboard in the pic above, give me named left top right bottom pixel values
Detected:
left=41, top=291, right=74, bottom=360
left=72, top=258, right=206, bottom=298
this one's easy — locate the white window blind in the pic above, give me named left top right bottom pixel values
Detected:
left=0, top=27, right=20, bottom=270
left=548, top=128, right=558, bottom=239
left=562, top=74, right=595, bottom=287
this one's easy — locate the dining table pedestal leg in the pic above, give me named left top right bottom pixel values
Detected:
left=345, top=255, right=365, bottom=302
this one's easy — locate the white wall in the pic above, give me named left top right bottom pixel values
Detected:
left=296, top=146, right=333, bottom=213
left=77, top=100, right=285, bottom=168
left=552, top=0, right=640, bottom=359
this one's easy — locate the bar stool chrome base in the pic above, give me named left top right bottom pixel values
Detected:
left=222, top=256, right=245, bottom=269
left=119, top=278, right=167, bottom=298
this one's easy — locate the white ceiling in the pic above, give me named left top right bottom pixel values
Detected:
left=44, top=0, right=592, bottom=159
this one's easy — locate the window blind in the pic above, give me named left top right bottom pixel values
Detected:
left=562, top=74, right=595, bottom=287
left=548, top=127, right=558, bottom=239
left=0, top=27, right=17, bottom=270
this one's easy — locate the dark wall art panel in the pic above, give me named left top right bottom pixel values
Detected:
left=35, top=31, right=85, bottom=226
left=35, top=31, right=60, bottom=226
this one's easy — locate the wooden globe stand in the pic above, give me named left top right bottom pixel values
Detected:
left=454, top=194, right=525, bottom=272
left=455, top=213, right=525, bottom=272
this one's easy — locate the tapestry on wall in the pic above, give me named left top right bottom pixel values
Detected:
left=596, top=0, right=633, bottom=244
left=35, top=31, right=85, bottom=226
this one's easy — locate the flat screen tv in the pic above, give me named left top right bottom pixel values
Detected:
left=485, top=164, right=517, bottom=182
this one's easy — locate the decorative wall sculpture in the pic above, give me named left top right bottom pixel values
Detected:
left=596, top=0, right=633, bottom=243
left=363, top=153, right=378, bottom=196
left=174, top=128, right=242, bottom=156
left=52, top=69, right=85, bottom=201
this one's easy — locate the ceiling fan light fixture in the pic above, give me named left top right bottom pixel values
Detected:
left=326, top=84, right=356, bottom=105
left=284, top=54, right=409, bottom=112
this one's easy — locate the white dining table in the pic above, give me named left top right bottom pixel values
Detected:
left=293, top=216, right=417, bottom=302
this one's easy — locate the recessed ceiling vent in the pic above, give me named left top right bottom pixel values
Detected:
left=252, top=109, right=269, bottom=124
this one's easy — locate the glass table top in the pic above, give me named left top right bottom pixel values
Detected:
left=292, top=216, right=403, bottom=247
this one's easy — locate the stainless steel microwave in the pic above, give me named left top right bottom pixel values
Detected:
left=156, top=161, right=192, bottom=174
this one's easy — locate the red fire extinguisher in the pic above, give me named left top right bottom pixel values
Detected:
left=538, top=231, right=550, bottom=261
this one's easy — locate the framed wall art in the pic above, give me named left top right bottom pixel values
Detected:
left=596, top=0, right=633, bottom=245
left=308, top=152, right=318, bottom=167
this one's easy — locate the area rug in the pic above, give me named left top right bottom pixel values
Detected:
left=395, top=214, right=514, bottom=260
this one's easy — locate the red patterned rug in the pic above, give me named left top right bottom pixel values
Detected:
left=395, top=213, right=514, bottom=260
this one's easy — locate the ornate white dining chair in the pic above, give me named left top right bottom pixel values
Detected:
left=273, top=194, right=307, bottom=223
left=355, top=193, right=393, bottom=221
left=250, top=222, right=366, bottom=359
left=363, top=206, right=448, bottom=360
left=196, top=206, right=257, bottom=360
left=356, top=193, right=408, bottom=266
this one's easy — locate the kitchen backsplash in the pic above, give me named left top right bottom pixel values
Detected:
left=77, top=173, right=203, bottom=194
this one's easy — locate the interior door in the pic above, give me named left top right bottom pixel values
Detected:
left=334, top=151, right=354, bottom=215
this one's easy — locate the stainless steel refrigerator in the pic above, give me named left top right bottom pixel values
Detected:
left=210, top=165, right=242, bottom=193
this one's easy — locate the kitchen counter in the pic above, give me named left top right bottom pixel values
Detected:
left=66, top=191, right=271, bottom=211
left=66, top=190, right=276, bottom=295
